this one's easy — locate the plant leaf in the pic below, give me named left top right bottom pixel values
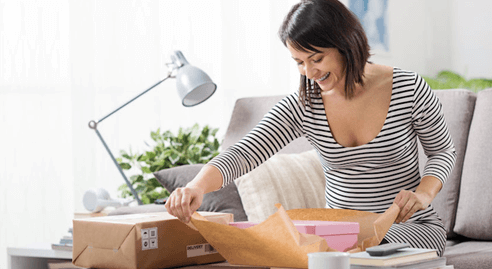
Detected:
left=146, top=151, right=156, bottom=160
left=137, top=154, right=147, bottom=162
left=424, top=71, right=491, bottom=92
left=116, top=124, right=222, bottom=203
left=119, top=163, right=131, bottom=170
left=141, top=166, right=152, bottom=174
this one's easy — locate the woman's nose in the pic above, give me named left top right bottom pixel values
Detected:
left=303, top=64, right=316, bottom=80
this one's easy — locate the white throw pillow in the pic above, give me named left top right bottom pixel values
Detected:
left=234, top=149, right=326, bottom=222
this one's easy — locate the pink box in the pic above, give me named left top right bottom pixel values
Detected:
left=229, top=220, right=359, bottom=252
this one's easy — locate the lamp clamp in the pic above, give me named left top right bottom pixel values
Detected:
left=165, top=62, right=178, bottom=78
left=88, top=120, right=98, bottom=130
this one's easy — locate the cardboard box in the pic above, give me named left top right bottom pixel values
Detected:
left=229, top=220, right=359, bottom=252
left=73, top=212, right=233, bottom=269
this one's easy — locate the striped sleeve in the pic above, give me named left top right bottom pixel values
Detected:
left=208, top=93, right=306, bottom=187
left=411, top=73, right=457, bottom=185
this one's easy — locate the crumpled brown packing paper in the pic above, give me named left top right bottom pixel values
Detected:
left=190, top=204, right=400, bottom=268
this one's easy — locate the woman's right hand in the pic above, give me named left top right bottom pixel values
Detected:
left=165, top=185, right=205, bottom=223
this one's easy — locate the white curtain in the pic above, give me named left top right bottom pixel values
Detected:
left=0, top=0, right=74, bottom=268
left=0, top=1, right=299, bottom=267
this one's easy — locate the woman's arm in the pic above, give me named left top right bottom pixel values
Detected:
left=394, top=73, right=457, bottom=223
left=394, top=176, right=442, bottom=223
left=166, top=93, right=306, bottom=222
left=165, top=164, right=223, bottom=223
left=412, top=74, right=457, bottom=186
left=209, top=93, right=306, bottom=188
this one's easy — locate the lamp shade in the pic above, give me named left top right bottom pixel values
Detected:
left=171, top=51, right=216, bottom=107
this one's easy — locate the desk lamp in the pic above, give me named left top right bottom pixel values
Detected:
left=88, top=51, right=216, bottom=205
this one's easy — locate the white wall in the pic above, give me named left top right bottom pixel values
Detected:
left=451, top=0, right=492, bottom=79
left=0, top=0, right=75, bottom=268
left=350, top=0, right=454, bottom=77
left=372, top=0, right=492, bottom=79
left=1, top=1, right=491, bottom=268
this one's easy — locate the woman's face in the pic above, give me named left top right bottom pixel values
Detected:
left=287, top=42, right=346, bottom=93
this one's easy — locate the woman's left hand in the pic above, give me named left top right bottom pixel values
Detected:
left=393, top=190, right=433, bottom=223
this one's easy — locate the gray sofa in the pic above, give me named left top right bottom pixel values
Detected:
left=112, top=88, right=492, bottom=269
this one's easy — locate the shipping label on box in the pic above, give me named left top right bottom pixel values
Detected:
left=72, top=212, right=233, bottom=269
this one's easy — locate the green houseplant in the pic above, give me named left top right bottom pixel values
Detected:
left=423, top=71, right=492, bottom=93
left=116, top=124, right=221, bottom=204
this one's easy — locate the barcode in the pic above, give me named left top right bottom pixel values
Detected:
left=187, top=243, right=217, bottom=257
left=205, top=244, right=216, bottom=253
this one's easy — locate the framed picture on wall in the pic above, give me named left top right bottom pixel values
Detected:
left=349, top=0, right=390, bottom=55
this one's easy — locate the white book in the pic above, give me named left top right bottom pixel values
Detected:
left=350, top=248, right=438, bottom=267
left=350, top=257, right=447, bottom=269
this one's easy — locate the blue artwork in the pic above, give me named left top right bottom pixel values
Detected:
left=349, top=0, right=389, bottom=52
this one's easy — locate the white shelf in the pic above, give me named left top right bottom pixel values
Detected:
left=7, top=242, right=72, bottom=269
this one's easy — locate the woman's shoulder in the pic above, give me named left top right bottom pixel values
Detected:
left=277, top=91, right=303, bottom=108
left=278, top=91, right=322, bottom=114
left=392, top=67, right=420, bottom=81
left=390, top=67, right=436, bottom=104
left=282, top=91, right=300, bottom=103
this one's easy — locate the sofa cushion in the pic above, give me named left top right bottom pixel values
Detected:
left=234, top=150, right=326, bottom=222
left=454, top=88, right=492, bottom=240
left=443, top=241, right=492, bottom=268
left=153, top=164, right=248, bottom=221
left=418, top=89, right=476, bottom=239
left=446, top=251, right=492, bottom=269
left=443, top=241, right=492, bottom=256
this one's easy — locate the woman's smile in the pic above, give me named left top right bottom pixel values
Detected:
left=316, top=72, right=330, bottom=83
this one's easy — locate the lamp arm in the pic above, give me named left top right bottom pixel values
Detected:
left=97, top=73, right=173, bottom=124
left=93, top=128, right=143, bottom=205
left=88, top=72, right=174, bottom=206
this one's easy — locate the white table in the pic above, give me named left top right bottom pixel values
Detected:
left=7, top=242, right=73, bottom=269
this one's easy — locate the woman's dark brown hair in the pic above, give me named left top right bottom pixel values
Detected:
left=279, top=0, right=370, bottom=104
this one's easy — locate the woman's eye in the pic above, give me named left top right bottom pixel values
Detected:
left=313, top=57, right=323, bottom=63
left=296, top=61, right=303, bottom=66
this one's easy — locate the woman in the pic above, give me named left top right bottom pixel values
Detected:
left=166, top=0, right=456, bottom=256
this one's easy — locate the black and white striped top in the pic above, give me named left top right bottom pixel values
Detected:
left=210, top=68, right=456, bottom=220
